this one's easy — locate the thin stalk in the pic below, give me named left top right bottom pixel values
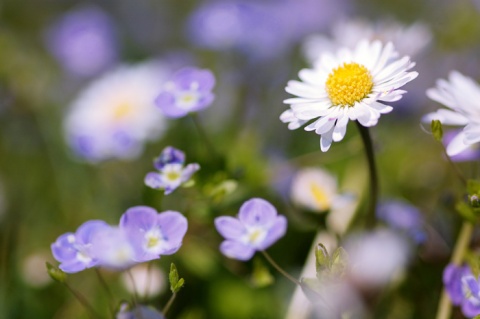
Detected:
left=162, top=293, right=177, bottom=316
left=435, top=222, right=473, bottom=319
left=127, top=270, right=140, bottom=307
left=190, top=113, right=217, bottom=157
left=261, top=250, right=301, bottom=286
left=355, top=122, right=379, bottom=228
left=64, top=282, right=102, bottom=319
left=144, top=262, right=153, bottom=301
left=442, top=147, right=467, bottom=186
left=94, top=269, right=114, bottom=317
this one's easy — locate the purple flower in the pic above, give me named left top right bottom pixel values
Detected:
left=120, top=206, right=188, bottom=262
left=377, top=200, right=427, bottom=243
left=45, top=6, right=118, bottom=77
left=155, top=67, right=215, bottom=118
left=145, top=146, right=200, bottom=195
left=443, top=263, right=480, bottom=318
left=214, top=198, right=287, bottom=261
left=89, top=225, right=136, bottom=270
left=51, top=220, right=109, bottom=273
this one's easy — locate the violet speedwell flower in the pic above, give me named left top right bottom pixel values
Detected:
left=280, top=40, right=418, bottom=151
left=144, top=146, right=200, bottom=195
left=377, top=200, right=426, bottom=243
left=215, top=198, right=287, bottom=261
left=120, top=206, right=188, bottom=262
left=51, top=220, right=109, bottom=273
left=423, top=71, right=480, bottom=156
left=45, top=6, right=118, bottom=77
left=155, top=67, right=215, bottom=118
left=443, top=263, right=480, bottom=318
left=90, top=226, right=136, bottom=270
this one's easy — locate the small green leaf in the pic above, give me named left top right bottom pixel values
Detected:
left=46, top=262, right=67, bottom=283
left=315, top=243, right=330, bottom=277
left=456, top=201, right=478, bottom=223
left=169, top=263, right=185, bottom=294
left=431, top=120, right=443, bottom=142
left=329, top=247, right=349, bottom=277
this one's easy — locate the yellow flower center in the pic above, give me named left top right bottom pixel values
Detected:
left=310, top=183, right=330, bottom=211
left=166, top=171, right=181, bottom=181
left=147, top=236, right=159, bottom=248
left=113, top=102, right=133, bottom=120
left=325, top=62, right=373, bottom=107
left=249, top=229, right=263, bottom=243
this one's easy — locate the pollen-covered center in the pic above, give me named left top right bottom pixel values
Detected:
left=325, top=62, right=373, bottom=107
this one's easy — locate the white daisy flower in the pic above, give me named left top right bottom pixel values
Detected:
left=290, top=167, right=339, bottom=212
left=423, top=71, right=480, bottom=156
left=64, top=60, right=169, bottom=162
left=280, top=40, right=418, bottom=151
left=302, top=18, right=431, bottom=66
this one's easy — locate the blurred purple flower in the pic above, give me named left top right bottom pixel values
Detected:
left=444, top=264, right=480, bottom=317
left=120, top=206, right=188, bottom=262
left=90, top=225, right=136, bottom=270
left=145, top=146, right=200, bottom=195
left=377, top=200, right=427, bottom=243
left=51, top=220, right=109, bottom=273
left=214, top=198, right=287, bottom=261
left=155, top=67, right=215, bottom=118
left=45, top=6, right=118, bottom=77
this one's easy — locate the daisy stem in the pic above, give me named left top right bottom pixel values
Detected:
left=261, top=250, right=301, bottom=286
left=435, top=221, right=473, bottom=319
left=355, top=122, right=379, bottom=228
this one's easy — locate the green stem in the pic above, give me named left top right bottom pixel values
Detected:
left=190, top=113, right=217, bottom=157
left=435, top=222, right=473, bottom=319
left=94, top=269, right=114, bottom=317
left=162, top=293, right=176, bottom=316
left=261, top=250, right=301, bottom=286
left=355, top=122, right=379, bottom=228
left=64, top=282, right=102, bottom=319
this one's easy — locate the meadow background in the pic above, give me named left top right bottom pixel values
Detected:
left=1, top=0, right=480, bottom=318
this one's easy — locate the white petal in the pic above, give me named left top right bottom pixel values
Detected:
left=446, top=131, right=471, bottom=156
left=421, top=109, right=468, bottom=126
left=320, top=127, right=334, bottom=152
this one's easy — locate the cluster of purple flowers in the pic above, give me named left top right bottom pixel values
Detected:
left=144, top=146, right=200, bottom=195
left=444, top=263, right=480, bottom=318
left=51, top=206, right=187, bottom=273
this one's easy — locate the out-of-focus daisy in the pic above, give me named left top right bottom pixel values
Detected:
left=280, top=40, right=418, bottom=151
left=45, top=5, right=118, bottom=77
left=423, top=71, right=480, bottom=156
left=64, top=60, right=169, bottom=162
left=121, top=263, right=165, bottom=298
left=303, top=18, right=431, bottom=65
left=144, top=146, right=200, bottom=195
left=290, top=167, right=343, bottom=212
left=155, top=67, right=215, bottom=118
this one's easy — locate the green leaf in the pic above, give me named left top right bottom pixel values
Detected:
left=169, top=263, right=185, bottom=294
left=315, top=243, right=330, bottom=277
left=46, top=262, right=66, bottom=283
left=431, top=120, right=443, bottom=142
left=329, top=247, right=349, bottom=277
left=456, top=201, right=478, bottom=223
left=467, top=179, right=480, bottom=195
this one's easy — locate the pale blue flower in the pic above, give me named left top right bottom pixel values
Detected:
left=214, top=198, right=287, bottom=261
left=120, top=206, right=188, bottom=262
left=145, top=147, right=200, bottom=195
left=443, top=264, right=480, bottom=318
left=155, top=67, right=215, bottom=118
left=51, top=220, right=109, bottom=273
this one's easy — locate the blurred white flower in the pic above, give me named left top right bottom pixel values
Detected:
left=121, top=263, right=166, bottom=298
left=345, top=229, right=410, bottom=288
left=64, top=60, right=169, bottom=162
left=22, top=251, right=53, bottom=288
left=423, top=71, right=480, bottom=156
left=303, top=18, right=431, bottom=66
left=290, top=167, right=341, bottom=212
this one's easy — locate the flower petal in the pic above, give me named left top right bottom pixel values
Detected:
left=238, top=198, right=278, bottom=227
left=215, top=216, right=247, bottom=240
left=220, top=240, right=256, bottom=261
left=257, top=216, right=287, bottom=250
